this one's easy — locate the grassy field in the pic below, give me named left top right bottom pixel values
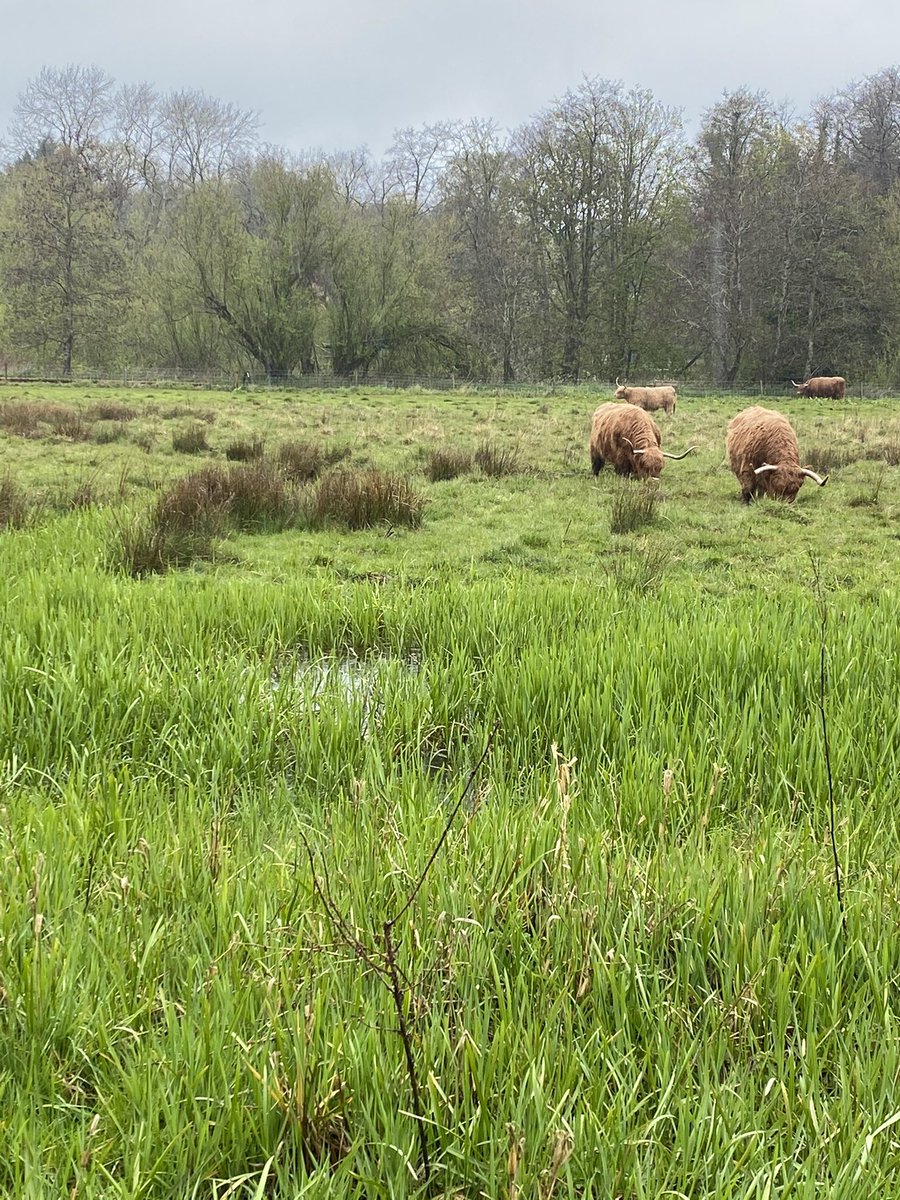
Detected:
left=3, top=382, right=900, bottom=1198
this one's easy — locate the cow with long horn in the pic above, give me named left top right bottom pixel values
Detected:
left=726, top=406, right=828, bottom=502
left=614, top=377, right=677, bottom=414
left=590, top=403, right=694, bottom=480
left=791, top=376, right=846, bottom=399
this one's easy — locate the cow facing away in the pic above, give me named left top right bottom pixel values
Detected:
left=614, top=377, right=676, bottom=414
left=791, top=376, right=846, bottom=400
left=590, top=403, right=693, bottom=480
left=726, top=406, right=828, bottom=502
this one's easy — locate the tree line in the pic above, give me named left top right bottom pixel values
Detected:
left=2, top=64, right=900, bottom=385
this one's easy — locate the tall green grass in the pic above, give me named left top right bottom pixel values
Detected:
left=4, top=391, right=900, bottom=1196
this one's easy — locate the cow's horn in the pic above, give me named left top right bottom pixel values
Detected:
left=791, top=380, right=803, bottom=388
left=662, top=446, right=695, bottom=460
left=621, top=436, right=635, bottom=448
left=615, top=376, right=622, bottom=388
left=801, top=467, right=828, bottom=486
left=754, top=463, right=780, bottom=474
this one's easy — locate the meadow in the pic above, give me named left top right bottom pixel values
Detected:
left=3, top=381, right=900, bottom=1198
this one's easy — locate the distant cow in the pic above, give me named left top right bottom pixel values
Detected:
left=726, top=406, right=828, bottom=503
left=614, top=377, right=676, bottom=414
left=791, top=376, right=846, bottom=400
left=590, top=403, right=693, bottom=480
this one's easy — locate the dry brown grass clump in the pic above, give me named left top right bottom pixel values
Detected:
left=424, top=448, right=473, bottom=482
left=225, top=437, right=265, bottom=462
left=0, top=402, right=90, bottom=440
left=0, top=474, right=30, bottom=529
left=474, top=441, right=521, bottom=477
left=86, top=402, right=135, bottom=421
left=172, top=424, right=210, bottom=454
left=307, top=469, right=426, bottom=530
left=275, top=440, right=324, bottom=481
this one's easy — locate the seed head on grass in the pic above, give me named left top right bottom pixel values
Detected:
left=307, top=469, right=426, bottom=530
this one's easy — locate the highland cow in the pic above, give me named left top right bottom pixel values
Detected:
left=791, top=376, right=846, bottom=400
left=726, top=406, right=828, bottom=503
left=590, top=403, right=693, bottom=480
left=614, top=377, right=677, bottom=414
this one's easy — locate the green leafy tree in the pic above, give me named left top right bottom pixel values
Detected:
left=0, top=147, right=127, bottom=374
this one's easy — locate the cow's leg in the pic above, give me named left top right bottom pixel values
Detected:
left=591, top=452, right=604, bottom=475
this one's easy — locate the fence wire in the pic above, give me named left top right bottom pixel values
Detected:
left=0, top=369, right=892, bottom=400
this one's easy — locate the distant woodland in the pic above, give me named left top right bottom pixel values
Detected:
left=3, top=64, right=900, bottom=384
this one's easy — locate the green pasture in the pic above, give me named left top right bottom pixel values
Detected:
left=2, top=383, right=900, bottom=1197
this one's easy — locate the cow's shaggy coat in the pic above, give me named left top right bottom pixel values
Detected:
left=614, top=379, right=677, bottom=414
left=726, top=406, right=828, bottom=502
left=791, top=376, right=846, bottom=400
left=590, top=403, right=692, bottom=480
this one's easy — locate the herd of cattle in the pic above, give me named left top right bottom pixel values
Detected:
left=592, top=375, right=843, bottom=503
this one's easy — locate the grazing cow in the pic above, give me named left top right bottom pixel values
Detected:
left=614, top=377, right=677, bottom=414
left=791, top=376, right=846, bottom=400
left=590, top=403, right=693, bottom=480
left=726, top=406, right=828, bottom=502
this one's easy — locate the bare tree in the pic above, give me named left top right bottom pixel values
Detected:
left=9, top=65, right=114, bottom=164
left=159, top=89, right=259, bottom=187
left=445, top=120, right=533, bottom=380
left=517, top=78, right=620, bottom=379
left=384, top=122, right=458, bottom=212
left=110, top=82, right=166, bottom=198
left=830, top=67, right=900, bottom=193
left=600, top=88, right=684, bottom=376
left=691, top=89, right=782, bottom=384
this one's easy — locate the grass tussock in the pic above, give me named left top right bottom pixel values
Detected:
left=276, top=439, right=324, bottom=481
left=609, top=539, right=672, bottom=592
left=223, top=460, right=299, bottom=530
left=425, top=448, right=473, bottom=481
left=112, top=461, right=303, bottom=574
left=112, top=471, right=230, bottom=576
left=172, top=424, right=210, bottom=454
left=162, top=405, right=216, bottom=423
left=0, top=473, right=29, bottom=529
left=307, top=468, right=426, bottom=529
left=225, top=437, right=265, bottom=462
left=0, top=402, right=89, bottom=440
left=609, top=479, right=661, bottom=533
left=865, top=439, right=900, bottom=466
left=474, top=440, right=522, bottom=477
left=86, top=402, right=135, bottom=421
left=803, top=445, right=857, bottom=473
left=93, top=422, right=128, bottom=444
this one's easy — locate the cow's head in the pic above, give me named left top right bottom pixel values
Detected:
left=614, top=376, right=628, bottom=399
left=791, top=380, right=809, bottom=395
left=622, top=440, right=693, bottom=480
left=753, top=461, right=828, bottom=501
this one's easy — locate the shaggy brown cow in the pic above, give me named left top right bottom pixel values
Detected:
left=590, top=403, right=693, bottom=480
left=614, top=377, right=677, bottom=414
left=726, top=406, right=828, bottom=503
left=791, top=376, right=846, bottom=400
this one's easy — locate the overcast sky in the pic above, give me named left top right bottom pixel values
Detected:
left=2, top=0, right=898, bottom=156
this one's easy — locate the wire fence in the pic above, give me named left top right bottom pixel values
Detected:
left=0, top=367, right=893, bottom=400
